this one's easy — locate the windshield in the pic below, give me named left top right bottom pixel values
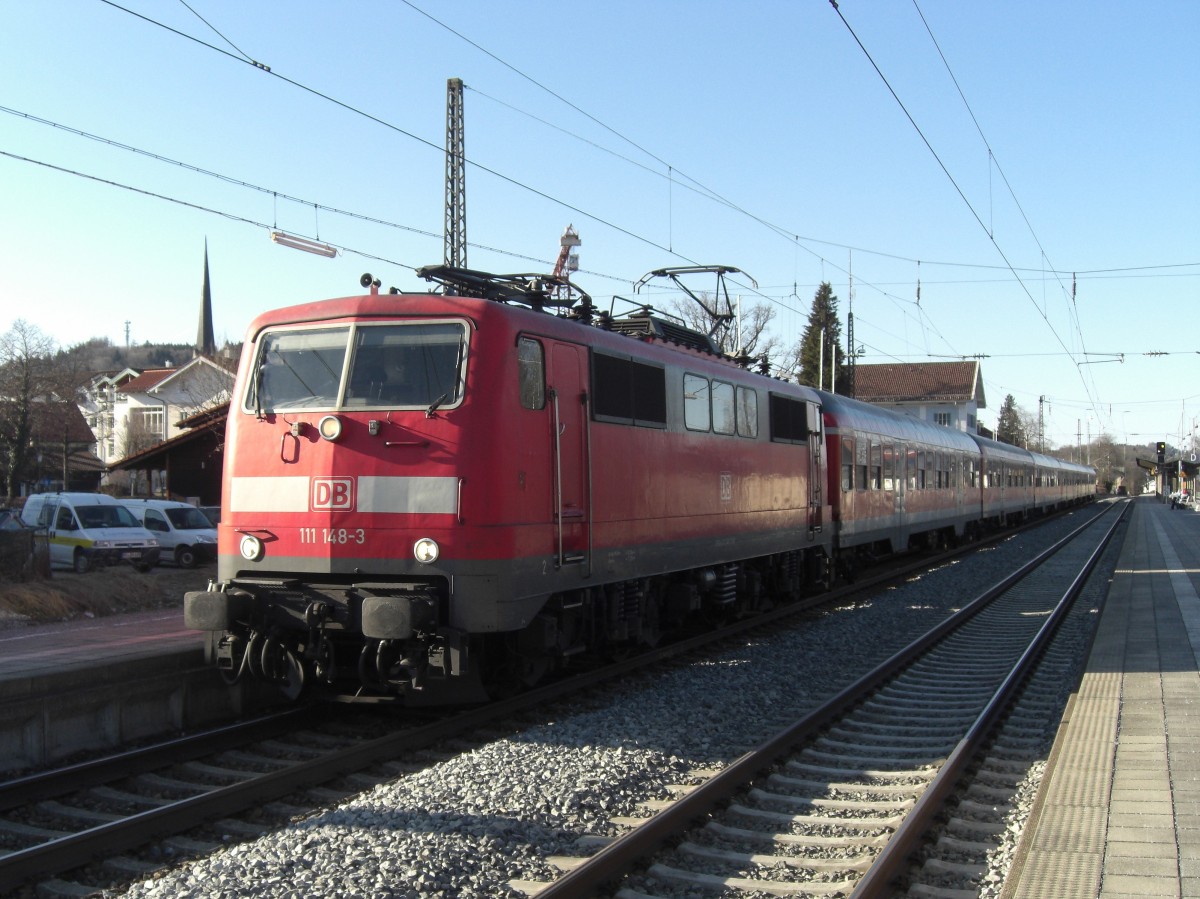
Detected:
left=77, top=505, right=140, bottom=529
left=166, top=507, right=217, bottom=530
left=247, top=321, right=467, bottom=413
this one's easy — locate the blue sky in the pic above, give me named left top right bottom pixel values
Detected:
left=2, top=1, right=1197, bottom=451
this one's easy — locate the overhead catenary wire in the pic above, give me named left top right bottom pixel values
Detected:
left=828, top=1, right=1107, bottom=421
left=33, top=0, right=1191, bottom=441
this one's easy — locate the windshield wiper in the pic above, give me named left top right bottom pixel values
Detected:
left=425, top=393, right=448, bottom=418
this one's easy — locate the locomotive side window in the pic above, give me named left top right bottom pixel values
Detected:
left=592, top=352, right=666, bottom=428
left=769, top=394, right=811, bottom=444
left=736, top=387, right=758, bottom=438
left=712, top=381, right=735, bottom=435
left=683, top=374, right=710, bottom=431
left=683, top=377, right=757, bottom=438
left=517, top=337, right=545, bottom=410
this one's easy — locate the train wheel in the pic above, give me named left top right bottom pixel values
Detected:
left=276, top=651, right=305, bottom=700
left=260, top=637, right=306, bottom=700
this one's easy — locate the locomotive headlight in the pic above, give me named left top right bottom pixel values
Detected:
left=318, top=415, right=343, bottom=441
left=413, top=537, right=440, bottom=564
left=240, top=534, right=265, bottom=561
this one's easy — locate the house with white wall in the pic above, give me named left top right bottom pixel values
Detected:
left=850, top=361, right=987, bottom=435
left=93, top=356, right=235, bottom=493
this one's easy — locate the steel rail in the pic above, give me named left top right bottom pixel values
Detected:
left=0, top=502, right=1106, bottom=893
left=848, top=498, right=1127, bottom=897
left=534, top=500, right=1127, bottom=898
left=0, top=708, right=310, bottom=812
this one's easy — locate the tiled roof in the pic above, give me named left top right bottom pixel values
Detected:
left=118, top=368, right=176, bottom=393
left=30, top=401, right=96, bottom=444
left=852, top=361, right=983, bottom=405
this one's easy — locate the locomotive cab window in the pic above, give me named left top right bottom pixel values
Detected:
left=736, top=387, right=758, bottom=438
left=517, top=337, right=545, bottom=410
left=250, top=327, right=348, bottom=412
left=248, top=320, right=468, bottom=414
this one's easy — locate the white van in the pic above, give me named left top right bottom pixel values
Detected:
left=20, top=493, right=161, bottom=573
left=119, top=499, right=217, bottom=568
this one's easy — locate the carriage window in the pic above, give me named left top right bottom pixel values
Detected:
left=855, top=438, right=868, bottom=491
left=517, top=338, right=545, bottom=410
left=593, top=352, right=666, bottom=427
left=841, top=436, right=854, bottom=492
left=683, top=374, right=710, bottom=431
left=736, top=387, right=758, bottom=438
left=870, top=442, right=882, bottom=490
left=712, top=381, right=735, bottom=435
left=882, top=444, right=896, bottom=491
left=906, top=447, right=917, bottom=490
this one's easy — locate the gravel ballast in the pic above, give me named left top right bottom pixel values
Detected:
left=116, top=508, right=1109, bottom=899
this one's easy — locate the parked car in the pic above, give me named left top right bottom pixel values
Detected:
left=20, top=493, right=160, bottom=573
left=119, top=499, right=218, bottom=568
left=198, top=505, right=221, bottom=527
left=0, top=508, right=31, bottom=531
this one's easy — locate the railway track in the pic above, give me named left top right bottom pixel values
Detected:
left=0, top=506, right=1110, bottom=897
left=526, top=500, right=1127, bottom=899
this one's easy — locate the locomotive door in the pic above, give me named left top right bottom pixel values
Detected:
left=548, top=342, right=590, bottom=570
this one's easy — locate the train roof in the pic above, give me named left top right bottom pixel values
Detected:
left=816, top=390, right=980, bottom=452
left=971, top=433, right=1095, bottom=476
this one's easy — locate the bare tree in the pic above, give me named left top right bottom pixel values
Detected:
left=0, top=321, right=56, bottom=501
left=668, top=293, right=780, bottom=362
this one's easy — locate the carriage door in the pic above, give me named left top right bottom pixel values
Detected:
left=548, top=342, right=590, bottom=569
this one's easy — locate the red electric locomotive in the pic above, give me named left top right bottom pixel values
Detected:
left=185, top=267, right=833, bottom=703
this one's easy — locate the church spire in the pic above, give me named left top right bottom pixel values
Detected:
left=196, top=239, right=216, bottom=358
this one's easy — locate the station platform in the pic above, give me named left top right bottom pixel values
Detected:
left=0, top=607, right=200, bottom=689
left=1007, top=496, right=1200, bottom=899
left=0, top=606, right=266, bottom=772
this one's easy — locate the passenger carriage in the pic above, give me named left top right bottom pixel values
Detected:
left=819, top=392, right=981, bottom=562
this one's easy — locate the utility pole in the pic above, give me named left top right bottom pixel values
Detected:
left=1038, top=395, right=1045, bottom=452
left=443, top=77, right=467, bottom=276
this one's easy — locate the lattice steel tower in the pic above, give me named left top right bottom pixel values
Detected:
left=444, top=78, right=467, bottom=274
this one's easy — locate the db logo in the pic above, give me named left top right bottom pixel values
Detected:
left=311, top=478, right=354, bottom=511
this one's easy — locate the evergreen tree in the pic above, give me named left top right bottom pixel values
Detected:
left=996, top=394, right=1026, bottom=446
left=794, top=282, right=847, bottom=389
